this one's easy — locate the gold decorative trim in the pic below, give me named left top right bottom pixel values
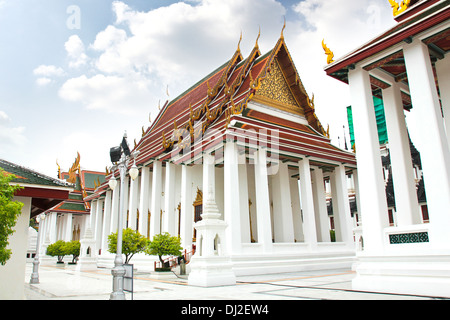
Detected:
left=388, top=0, right=411, bottom=17
left=322, top=39, right=334, bottom=65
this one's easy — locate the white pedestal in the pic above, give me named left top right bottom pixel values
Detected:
left=352, top=253, right=450, bottom=298
left=76, top=227, right=97, bottom=271
left=188, top=256, right=236, bottom=287
left=187, top=187, right=236, bottom=287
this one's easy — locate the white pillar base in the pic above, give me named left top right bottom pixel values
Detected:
left=352, top=254, right=450, bottom=298
left=75, top=257, right=98, bottom=271
left=188, top=256, right=236, bottom=287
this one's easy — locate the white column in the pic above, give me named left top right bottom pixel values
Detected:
left=289, top=177, right=303, bottom=242
left=238, top=163, right=251, bottom=243
left=352, top=169, right=362, bottom=224
left=382, top=83, right=421, bottom=225
left=348, top=66, right=389, bottom=253
left=164, top=162, right=177, bottom=236
left=138, top=166, right=150, bottom=238
left=331, top=164, right=354, bottom=245
left=101, top=190, right=112, bottom=253
left=63, top=213, right=73, bottom=242
left=180, top=164, right=193, bottom=250
left=150, top=162, right=162, bottom=239
left=435, top=54, right=450, bottom=147
left=128, top=173, right=139, bottom=230
left=89, top=200, right=97, bottom=234
left=224, top=142, right=242, bottom=254
left=298, top=158, right=318, bottom=246
left=403, top=40, right=450, bottom=247
left=311, top=167, right=330, bottom=242
left=110, top=186, right=120, bottom=233
left=95, top=199, right=104, bottom=252
left=254, top=148, right=273, bottom=251
left=272, top=162, right=295, bottom=243
left=203, top=153, right=216, bottom=203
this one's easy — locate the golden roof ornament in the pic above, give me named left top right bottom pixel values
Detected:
left=322, top=39, right=335, bottom=64
left=388, top=0, right=411, bottom=16
left=68, top=152, right=80, bottom=184
left=237, top=31, right=243, bottom=53
left=56, top=159, right=61, bottom=179
left=280, top=17, right=286, bottom=40
left=255, top=26, right=261, bottom=48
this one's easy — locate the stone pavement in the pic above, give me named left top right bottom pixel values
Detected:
left=23, top=262, right=443, bottom=301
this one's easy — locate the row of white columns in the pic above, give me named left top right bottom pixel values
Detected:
left=80, top=144, right=355, bottom=256
left=348, top=39, right=450, bottom=253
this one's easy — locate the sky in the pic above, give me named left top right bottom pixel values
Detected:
left=0, top=0, right=397, bottom=177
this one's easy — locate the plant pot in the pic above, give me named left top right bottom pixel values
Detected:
left=155, top=267, right=171, bottom=272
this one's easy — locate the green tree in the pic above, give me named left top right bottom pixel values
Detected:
left=46, top=240, right=67, bottom=263
left=65, top=240, right=80, bottom=264
left=145, top=232, right=182, bottom=266
left=108, top=228, right=148, bottom=264
left=0, top=168, right=24, bottom=265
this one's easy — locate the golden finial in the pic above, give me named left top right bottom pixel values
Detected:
left=189, top=103, right=193, bottom=119
left=255, top=26, right=261, bottom=48
left=237, top=31, right=243, bottom=52
left=166, top=85, right=170, bottom=98
left=280, top=16, right=286, bottom=39
left=207, top=80, right=214, bottom=98
left=158, top=100, right=161, bottom=110
left=149, top=112, right=152, bottom=123
left=307, top=93, right=315, bottom=110
left=322, top=39, right=335, bottom=64
left=56, top=159, right=61, bottom=179
left=142, top=126, right=145, bottom=137
left=68, top=152, right=80, bottom=184
left=326, top=124, right=330, bottom=139
left=105, top=166, right=110, bottom=176
left=388, top=0, right=411, bottom=16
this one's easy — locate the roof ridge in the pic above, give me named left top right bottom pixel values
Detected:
left=0, top=158, right=73, bottom=188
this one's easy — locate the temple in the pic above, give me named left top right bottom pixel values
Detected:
left=35, top=153, right=106, bottom=265
left=71, top=31, right=360, bottom=275
left=325, top=0, right=450, bottom=296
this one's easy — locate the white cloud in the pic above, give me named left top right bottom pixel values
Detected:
left=58, top=73, right=155, bottom=115
left=33, top=64, right=65, bottom=86
left=0, top=110, right=26, bottom=148
left=59, top=0, right=286, bottom=116
left=65, top=35, right=89, bottom=68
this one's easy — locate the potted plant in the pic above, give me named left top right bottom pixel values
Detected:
left=107, top=228, right=148, bottom=264
left=145, top=233, right=182, bottom=272
left=65, top=240, right=80, bottom=264
left=46, top=240, right=67, bottom=264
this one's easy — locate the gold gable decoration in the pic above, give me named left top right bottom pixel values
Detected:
left=388, top=0, right=411, bottom=17
left=253, top=59, right=305, bottom=116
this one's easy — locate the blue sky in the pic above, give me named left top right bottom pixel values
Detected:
left=0, top=0, right=396, bottom=177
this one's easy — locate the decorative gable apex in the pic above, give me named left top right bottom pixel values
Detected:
left=253, top=58, right=305, bottom=117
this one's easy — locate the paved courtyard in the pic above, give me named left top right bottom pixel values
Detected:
left=23, top=262, right=443, bottom=301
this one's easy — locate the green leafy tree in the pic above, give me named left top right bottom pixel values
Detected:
left=145, top=232, right=182, bottom=266
left=46, top=240, right=67, bottom=263
left=0, top=168, right=24, bottom=265
left=65, top=240, right=80, bottom=264
left=108, top=228, right=148, bottom=264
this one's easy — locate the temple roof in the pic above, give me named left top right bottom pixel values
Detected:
left=46, top=154, right=106, bottom=215
left=0, top=159, right=73, bottom=218
left=128, top=33, right=355, bottom=170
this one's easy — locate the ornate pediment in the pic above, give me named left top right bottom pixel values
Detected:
left=253, top=59, right=305, bottom=117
